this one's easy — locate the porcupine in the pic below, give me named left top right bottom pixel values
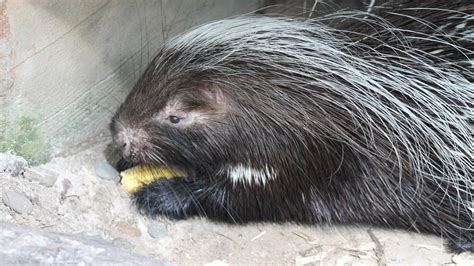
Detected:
left=110, top=0, right=473, bottom=252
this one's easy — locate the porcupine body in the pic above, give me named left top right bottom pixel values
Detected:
left=111, top=0, right=473, bottom=252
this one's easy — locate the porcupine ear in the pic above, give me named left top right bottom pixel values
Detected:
left=197, top=83, right=228, bottom=116
left=200, top=83, right=227, bottom=108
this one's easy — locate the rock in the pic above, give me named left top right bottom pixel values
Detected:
left=112, top=237, right=135, bottom=250
left=452, top=252, right=474, bottom=265
left=56, top=204, right=66, bottom=216
left=205, top=260, right=229, bottom=266
left=2, top=190, right=33, bottom=214
left=0, top=223, right=171, bottom=265
left=148, top=221, right=168, bottom=239
left=94, top=160, right=120, bottom=182
left=0, top=78, right=14, bottom=91
left=116, top=222, right=142, bottom=237
left=0, top=153, right=28, bottom=177
left=23, top=166, right=59, bottom=187
left=58, top=178, right=72, bottom=200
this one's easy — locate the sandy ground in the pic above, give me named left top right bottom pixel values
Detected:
left=0, top=139, right=472, bottom=265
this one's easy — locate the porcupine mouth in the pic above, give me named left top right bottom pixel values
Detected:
left=118, top=162, right=186, bottom=193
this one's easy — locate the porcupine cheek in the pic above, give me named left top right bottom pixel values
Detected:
left=114, top=127, right=152, bottom=163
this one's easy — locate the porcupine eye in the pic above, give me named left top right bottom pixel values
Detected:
left=168, top=115, right=181, bottom=124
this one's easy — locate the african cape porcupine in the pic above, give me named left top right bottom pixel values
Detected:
left=110, top=0, right=473, bottom=252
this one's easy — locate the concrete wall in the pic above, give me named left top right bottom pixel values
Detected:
left=262, top=0, right=369, bottom=16
left=0, top=0, right=263, bottom=163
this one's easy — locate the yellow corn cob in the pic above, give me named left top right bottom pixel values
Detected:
left=120, top=165, right=183, bottom=193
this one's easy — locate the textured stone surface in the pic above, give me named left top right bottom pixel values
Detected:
left=2, top=190, right=33, bottom=214
left=116, top=222, right=142, bottom=237
left=112, top=237, right=135, bottom=250
left=23, top=166, right=59, bottom=187
left=0, top=153, right=28, bottom=176
left=148, top=220, right=168, bottom=239
left=94, top=159, right=120, bottom=181
left=0, top=223, right=171, bottom=265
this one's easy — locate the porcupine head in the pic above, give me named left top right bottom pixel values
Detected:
left=110, top=63, right=307, bottom=187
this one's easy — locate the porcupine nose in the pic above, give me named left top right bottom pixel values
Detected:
left=115, top=127, right=149, bottom=162
left=118, top=137, right=132, bottom=158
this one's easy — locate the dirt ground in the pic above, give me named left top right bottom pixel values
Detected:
left=0, top=138, right=472, bottom=265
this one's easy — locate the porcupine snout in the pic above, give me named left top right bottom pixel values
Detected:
left=113, top=124, right=151, bottom=163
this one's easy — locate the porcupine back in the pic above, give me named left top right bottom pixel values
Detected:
left=118, top=0, right=473, bottom=252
